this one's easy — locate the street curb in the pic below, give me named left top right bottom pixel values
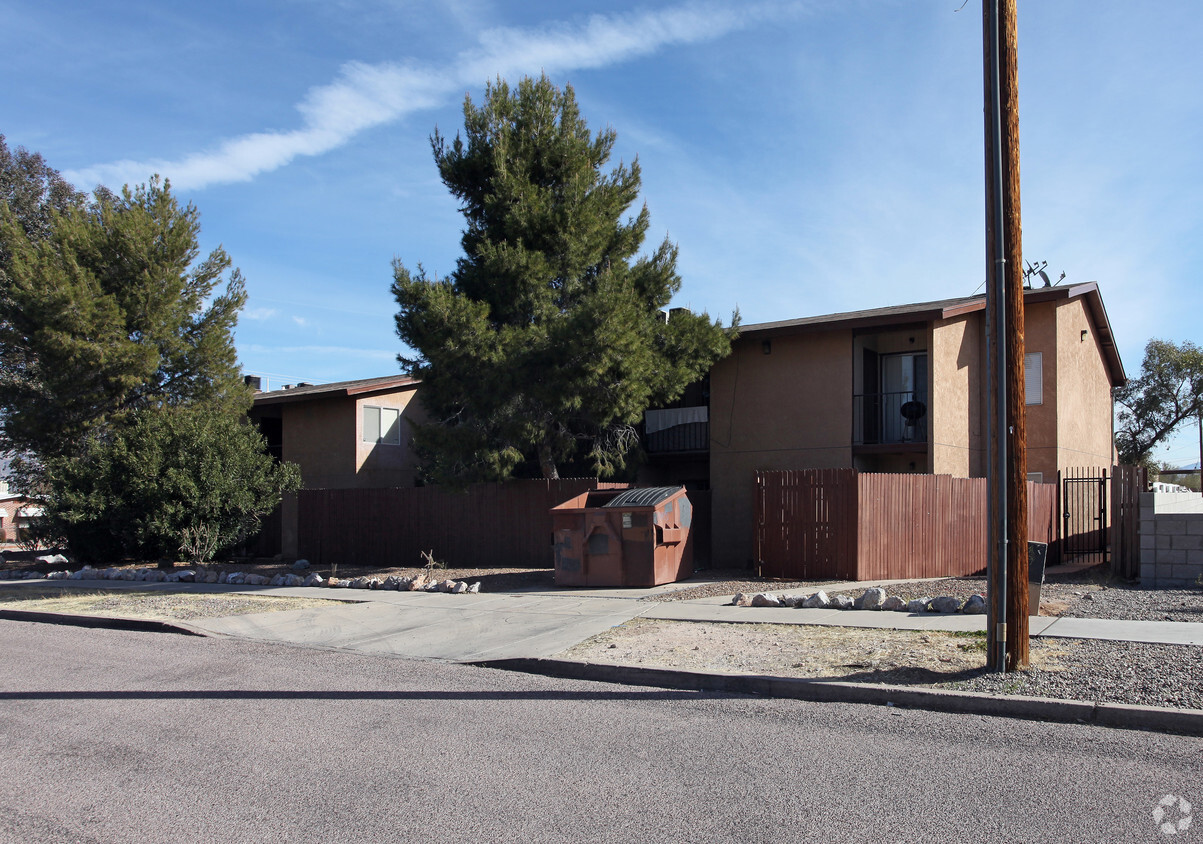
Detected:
left=473, top=657, right=1203, bottom=736
left=0, top=609, right=208, bottom=637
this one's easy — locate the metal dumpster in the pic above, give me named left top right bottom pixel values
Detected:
left=551, top=486, right=693, bottom=587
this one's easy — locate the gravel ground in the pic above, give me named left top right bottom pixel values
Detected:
left=604, top=565, right=1203, bottom=711
left=949, top=639, right=1203, bottom=710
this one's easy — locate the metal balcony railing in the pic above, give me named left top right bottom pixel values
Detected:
left=853, top=391, right=928, bottom=446
left=644, top=407, right=709, bottom=453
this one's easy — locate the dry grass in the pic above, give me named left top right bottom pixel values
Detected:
left=0, top=586, right=343, bottom=621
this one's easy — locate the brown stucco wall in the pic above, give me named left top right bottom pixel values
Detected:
left=709, top=330, right=853, bottom=566
left=931, top=313, right=982, bottom=477
left=1053, top=298, right=1115, bottom=471
left=281, top=395, right=356, bottom=488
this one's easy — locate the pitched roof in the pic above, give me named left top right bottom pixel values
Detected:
left=738, top=282, right=1125, bottom=385
left=251, top=374, right=419, bottom=407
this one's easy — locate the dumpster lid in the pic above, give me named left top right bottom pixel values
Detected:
left=602, top=486, right=683, bottom=508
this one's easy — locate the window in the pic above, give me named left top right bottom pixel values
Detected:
left=1024, top=352, right=1043, bottom=405
left=362, top=405, right=401, bottom=445
left=1027, top=472, right=1043, bottom=484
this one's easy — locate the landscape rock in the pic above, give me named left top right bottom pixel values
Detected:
left=451, top=581, right=468, bottom=594
left=751, top=593, right=783, bottom=608
left=436, top=579, right=458, bottom=593
left=930, top=596, right=963, bottom=613
left=291, top=559, right=311, bottom=571
left=963, top=594, right=987, bottom=614
left=732, top=592, right=754, bottom=607
left=856, top=588, right=887, bottom=610
left=177, top=570, right=195, bottom=582
left=831, top=595, right=854, bottom=610
left=407, top=575, right=428, bottom=592
left=906, top=597, right=931, bottom=613
left=802, top=591, right=830, bottom=609
left=45, top=570, right=69, bottom=580
left=467, top=582, right=481, bottom=594
left=303, top=573, right=325, bottom=587
left=881, top=595, right=908, bottom=612
left=270, top=575, right=286, bottom=587
left=348, top=577, right=372, bottom=589
left=778, top=594, right=800, bottom=608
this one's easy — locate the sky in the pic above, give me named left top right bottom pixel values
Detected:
left=3, top=0, right=1202, bottom=466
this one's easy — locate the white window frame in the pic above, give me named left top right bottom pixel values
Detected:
left=1026, top=472, right=1043, bottom=484
left=362, top=405, right=401, bottom=445
left=1024, top=352, right=1043, bottom=406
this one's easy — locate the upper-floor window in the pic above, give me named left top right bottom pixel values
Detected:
left=363, top=405, right=400, bottom=445
left=1025, top=352, right=1043, bottom=405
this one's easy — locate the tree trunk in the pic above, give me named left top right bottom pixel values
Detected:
left=538, top=440, right=559, bottom=480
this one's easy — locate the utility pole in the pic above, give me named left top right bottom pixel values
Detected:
left=983, top=0, right=1029, bottom=671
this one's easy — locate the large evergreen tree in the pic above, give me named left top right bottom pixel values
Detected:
left=393, top=75, right=736, bottom=482
left=0, top=159, right=299, bottom=561
left=0, top=176, right=250, bottom=481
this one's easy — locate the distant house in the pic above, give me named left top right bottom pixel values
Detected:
left=0, top=479, right=37, bottom=547
left=248, top=375, right=427, bottom=556
left=642, top=283, right=1127, bottom=566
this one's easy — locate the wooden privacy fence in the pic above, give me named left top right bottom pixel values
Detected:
left=755, top=469, right=1058, bottom=581
left=297, top=479, right=627, bottom=569
left=1110, top=464, right=1147, bottom=579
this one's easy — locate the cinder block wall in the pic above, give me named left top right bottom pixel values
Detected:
left=1139, top=492, right=1203, bottom=587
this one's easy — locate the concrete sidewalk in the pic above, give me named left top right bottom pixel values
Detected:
left=6, top=574, right=1203, bottom=657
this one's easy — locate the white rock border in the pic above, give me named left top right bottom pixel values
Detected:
left=0, top=565, right=483, bottom=594
left=734, top=587, right=987, bottom=614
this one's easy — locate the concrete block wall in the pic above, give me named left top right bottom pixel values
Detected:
left=1140, top=492, right=1203, bottom=587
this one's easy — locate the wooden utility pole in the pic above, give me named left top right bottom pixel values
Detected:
left=983, top=0, right=1029, bottom=670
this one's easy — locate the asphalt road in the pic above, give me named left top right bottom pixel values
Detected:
left=1, top=620, right=1200, bottom=844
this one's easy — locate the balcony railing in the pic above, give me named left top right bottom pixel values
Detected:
left=645, top=407, right=709, bottom=453
left=853, top=392, right=928, bottom=446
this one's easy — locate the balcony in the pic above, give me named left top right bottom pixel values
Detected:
left=645, top=407, right=709, bottom=454
left=853, top=391, right=928, bottom=446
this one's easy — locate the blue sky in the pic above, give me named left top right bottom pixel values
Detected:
left=3, top=1, right=1202, bottom=465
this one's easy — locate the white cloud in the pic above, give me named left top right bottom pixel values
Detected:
left=62, top=2, right=797, bottom=191
left=243, top=307, right=278, bottom=321
left=292, top=315, right=309, bottom=327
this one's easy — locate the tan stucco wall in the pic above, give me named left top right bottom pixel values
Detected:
left=1053, top=298, right=1115, bottom=471
left=931, top=313, right=982, bottom=477
left=709, top=330, right=853, bottom=566
left=355, top=387, right=427, bottom=488
left=1024, top=300, right=1059, bottom=481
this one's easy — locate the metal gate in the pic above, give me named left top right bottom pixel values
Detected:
left=1061, top=467, right=1108, bottom=563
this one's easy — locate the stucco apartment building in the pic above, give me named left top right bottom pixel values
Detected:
left=248, top=374, right=427, bottom=556
left=643, top=283, right=1126, bottom=566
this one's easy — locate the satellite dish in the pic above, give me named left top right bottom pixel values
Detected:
left=1038, top=270, right=1051, bottom=287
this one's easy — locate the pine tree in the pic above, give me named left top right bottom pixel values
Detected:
left=393, top=75, right=736, bottom=482
left=0, top=176, right=250, bottom=481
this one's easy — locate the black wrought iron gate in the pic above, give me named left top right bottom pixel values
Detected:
left=1061, top=467, right=1108, bottom=563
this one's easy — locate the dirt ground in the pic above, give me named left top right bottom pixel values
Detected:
left=558, top=618, right=1071, bottom=685
left=0, top=586, right=341, bottom=621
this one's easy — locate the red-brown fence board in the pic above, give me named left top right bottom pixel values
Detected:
left=756, top=469, right=1058, bottom=581
left=295, top=479, right=628, bottom=569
